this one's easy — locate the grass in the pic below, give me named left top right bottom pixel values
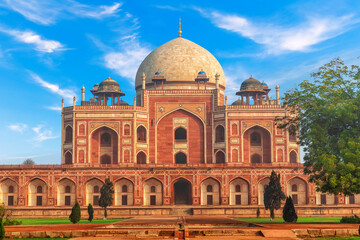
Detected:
left=305, top=237, right=360, bottom=240
left=12, top=218, right=127, bottom=225
left=236, top=217, right=342, bottom=223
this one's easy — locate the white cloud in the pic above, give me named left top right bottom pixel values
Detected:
left=0, top=0, right=122, bottom=25
left=0, top=27, right=64, bottom=53
left=32, top=125, right=57, bottom=143
left=103, top=38, right=151, bottom=82
left=197, top=9, right=358, bottom=54
left=46, top=106, right=62, bottom=111
left=8, top=123, right=27, bottom=133
left=29, top=72, right=76, bottom=104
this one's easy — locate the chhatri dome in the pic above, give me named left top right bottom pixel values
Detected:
left=135, top=20, right=225, bottom=91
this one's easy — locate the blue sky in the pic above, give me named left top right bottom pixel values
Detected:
left=0, top=0, right=359, bottom=164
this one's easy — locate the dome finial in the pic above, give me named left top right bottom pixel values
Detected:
left=178, top=18, right=182, bottom=38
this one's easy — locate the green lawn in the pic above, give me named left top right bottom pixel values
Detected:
left=12, top=239, right=68, bottom=240
left=13, top=218, right=127, bottom=225
left=236, top=217, right=342, bottom=223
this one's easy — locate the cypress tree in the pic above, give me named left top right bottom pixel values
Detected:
left=264, top=170, right=285, bottom=220
left=99, top=178, right=114, bottom=219
left=69, top=201, right=81, bottom=224
left=88, top=204, right=94, bottom=222
left=283, top=196, right=298, bottom=222
left=0, top=220, right=4, bottom=240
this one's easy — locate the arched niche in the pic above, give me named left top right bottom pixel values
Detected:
left=174, top=127, right=187, bottom=141
left=287, top=177, right=307, bottom=205
left=215, top=125, right=225, bottom=142
left=230, top=178, right=249, bottom=205
left=137, top=126, right=147, bottom=142
left=290, top=150, right=297, bottom=163
left=175, top=152, right=187, bottom=164
left=86, top=178, right=103, bottom=206
left=90, top=126, right=118, bottom=164
left=137, top=151, right=147, bottom=164
left=143, top=178, right=162, bottom=205
left=65, top=125, right=72, bottom=143
left=57, top=178, right=76, bottom=206
left=28, top=179, right=47, bottom=206
left=0, top=179, right=18, bottom=206
left=258, top=177, right=270, bottom=205
left=201, top=178, right=220, bottom=205
left=243, top=126, right=271, bottom=163
left=115, top=179, right=134, bottom=206
left=215, top=150, right=225, bottom=163
left=173, top=178, right=192, bottom=205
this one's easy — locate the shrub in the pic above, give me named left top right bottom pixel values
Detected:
left=340, top=215, right=360, bottom=223
left=69, top=201, right=81, bottom=224
left=282, top=196, right=298, bottom=223
left=88, top=204, right=94, bottom=222
left=256, top=207, right=260, bottom=218
left=0, top=220, right=4, bottom=240
left=3, top=218, right=22, bottom=226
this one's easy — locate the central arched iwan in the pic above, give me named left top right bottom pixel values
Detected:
left=243, top=126, right=271, bottom=163
left=156, top=109, right=204, bottom=164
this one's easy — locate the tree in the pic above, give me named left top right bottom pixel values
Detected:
left=264, top=171, right=285, bottom=220
left=87, top=204, right=94, bottom=222
left=23, top=158, right=35, bottom=165
left=277, top=58, right=360, bottom=195
left=0, top=205, right=8, bottom=240
left=99, top=178, right=114, bottom=219
left=69, top=201, right=81, bottom=224
left=283, top=196, right=298, bottom=223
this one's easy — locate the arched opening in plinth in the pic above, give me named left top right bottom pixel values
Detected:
left=173, top=179, right=192, bottom=205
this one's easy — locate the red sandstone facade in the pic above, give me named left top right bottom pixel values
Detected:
left=0, top=35, right=358, bottom=217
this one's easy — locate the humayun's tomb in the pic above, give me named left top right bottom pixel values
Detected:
left=1, top=28, right=359, bottom=218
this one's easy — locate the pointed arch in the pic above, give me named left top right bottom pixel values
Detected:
left=174, top=127, right=187, bottom=141
left=114, top=178, right=134, bottom=206
left=136, top=151, right=147, bottom=164
left=172, top=178, right=192, bottom=205
left=57, top=178, right=76, bottom=206
left=0, top=178, right=18, bottom=206
left=258, top=177, right=270, bottom=205
left=65, top=125, right=72, bottom=143
left=86, top=178, right=104, bottom=206
left=243, top=125, right=271, bottom=163
left=215, top=150, right=225, bottom=163
left=290, top=150, right=298, bottom=163
left=144, top=177, right=163, bottom=205
left=90, top=126, right=118, bottom=164
left=156, top=109, right=205, bottom=164
left=28, top=178, right=47, bottom=206
left=287, top=177, right=307, bottom=205
left=137, top=125, right=147, bottom=142
left=215, top=124, right=225, bottom=142
left=201, top=177, right=221, bottom=205
left=64, top=151, right=72, bottom=164
left=175, top=151, right=187, bottom=164
left=230, top=177, right=249, bottom=205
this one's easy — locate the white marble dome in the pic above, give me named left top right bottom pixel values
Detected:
left=135, top=37, right=225, bottom=90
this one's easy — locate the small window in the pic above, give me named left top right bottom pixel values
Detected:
left=37, top=186, right=43, bottom=194
left=292, top=184, right=298, bottom=192
left=101, top=154, right=111, bottom=164
left=8, top=186, right=14, bottom=193
left=137, top=152, right=146, bottom=164
left=235, top=185, right=241, bottom=192
left=124, top=124, right=130, bottom=136
left=65, top=126, right=72, bottom=143
left=175, top=152, right=187, bottom=164
left=94, top=186, right=100, bottom=193
left=216, top=151, right=225, bottom=164
left=175, top=128, right=187, bottom=140
left=65, top=186, right=71, bottom=193
left=251, top=154, right=261, bottom=163
left=137, top=126, right=147, bottom=142
left=289, top=125, right=297, bottom=142
left=250, top=132, right=261, bottom=146
left=290, top=151, right=297, bottom=163
left=215, top=125, right=225, bottom=142
left=207, top=185, right=213, bottom=192
left=122, top=185, right=128, bottom=193
left=150, top=186, right=156, bottom=193
left=100, top=133, right=111, bottom=147
left=65, top=152, right=72, bottom=164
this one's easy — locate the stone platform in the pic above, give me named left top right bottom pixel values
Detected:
left=4, top=216, right=360, bottom=239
